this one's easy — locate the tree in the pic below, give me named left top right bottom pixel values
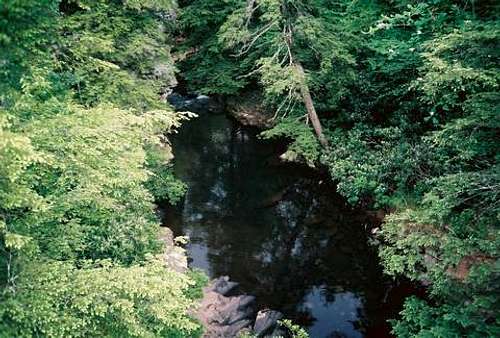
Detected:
left=218, top=0, right=336, bottom=146
left=179, top=0, right=361, bottom=148
left=0, top=1, right=203, bottom=336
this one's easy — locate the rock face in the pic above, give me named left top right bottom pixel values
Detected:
left=159, top=227, right=188, bottom=272
left=196, top=276, right=284, bottom=337
left=226, top=91, right=274, bottom=128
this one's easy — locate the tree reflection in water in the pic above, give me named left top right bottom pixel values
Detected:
left=160, top=113, right=407, bottom=338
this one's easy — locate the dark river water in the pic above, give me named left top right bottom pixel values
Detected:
left=161, top=112, right=412, bottom=338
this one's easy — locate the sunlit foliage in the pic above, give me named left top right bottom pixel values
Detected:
left=0, top=1, right=201, bottom=337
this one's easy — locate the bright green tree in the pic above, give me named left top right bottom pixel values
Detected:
left=1, top=1, right=203, bottom=336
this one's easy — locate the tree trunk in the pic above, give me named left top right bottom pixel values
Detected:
left=246, top=0, right=256, bottom=20
left=294, top=62, right=329, bottom=148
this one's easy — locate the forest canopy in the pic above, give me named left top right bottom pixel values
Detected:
left=1, top=0, right=499, bottom=337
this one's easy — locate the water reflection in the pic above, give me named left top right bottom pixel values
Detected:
left=301, top=288, right=362, bottom=338
left=161, top=113, right=400, bottom=338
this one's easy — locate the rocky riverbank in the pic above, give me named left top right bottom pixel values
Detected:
left=160, top=227, right=284, bottom=337
left=196, top=276, right=285, bottom=338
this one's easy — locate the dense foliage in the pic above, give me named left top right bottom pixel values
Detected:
left=177, top=0, right=499, bottom=336
left=2, top=0, right=498, bottom=336
left=0, top=1, right=201, bottom=337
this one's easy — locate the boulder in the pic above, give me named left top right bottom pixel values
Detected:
left=268, top=325, right=287, bottom=338
left=196, top=276, right=286, bottom=337
left=207, top=276, right=239, bottom=296
left=253, top=310, right=284, bottom=337
left=217, top=295, right=256, bottom=325
left=196, top=277, right=256, bottom=338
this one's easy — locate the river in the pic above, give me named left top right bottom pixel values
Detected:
left=160, top=110, right=412, bottom=338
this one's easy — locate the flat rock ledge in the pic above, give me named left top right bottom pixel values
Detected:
left=196, top=276, right=285, bottom=337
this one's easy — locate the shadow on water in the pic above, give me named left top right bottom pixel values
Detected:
left=160, top=112, right=415, bottom=338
